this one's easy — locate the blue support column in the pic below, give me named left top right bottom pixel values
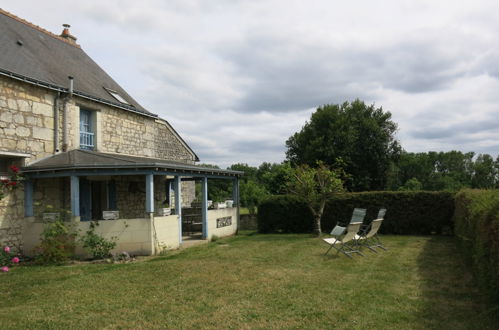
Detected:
left=70, top=176, right=80, bottom=217
left=146, top=174, right=154, bottom=213
left=232, top=178, right=239, bottom=206
left=174, top=176, right=182, bottom=243
left=232, top=178, right=240, bottom=233
left=24, top=180, right=34, bottom=217
left=201, top=177, right=208, bottom=239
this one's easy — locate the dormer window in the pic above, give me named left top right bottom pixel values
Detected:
left=80, top=109, right=95, bottom=150
left=105, top=88, right=129, bottom=105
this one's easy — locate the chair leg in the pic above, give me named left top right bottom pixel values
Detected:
left=324, top=244, right=334, bottom=256
left=373, top=235, right=387, bottom=250
left=361, top=238, right=378, bottom=253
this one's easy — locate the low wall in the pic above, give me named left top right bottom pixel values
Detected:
left=207, top=208, right=237, bottom=240
left=76, top=218, right=152, bottom=256
left=152, top=215, right=180, bottom=252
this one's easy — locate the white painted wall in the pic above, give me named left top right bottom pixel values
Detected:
left=207, top=208, right=237, bottom=240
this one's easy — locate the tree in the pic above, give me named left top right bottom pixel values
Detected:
left=286, top=162, right=344, bottom=236
left=286, top=99, right=400, bottom=191
left=257, top=162, right=292, bottom=195
left=239, top=180, right=268, bottom=215
left=472, top=154, right=497, bottom=189
left=398, top=178, right=423, bottom=191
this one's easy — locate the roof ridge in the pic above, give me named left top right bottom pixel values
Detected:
left=0, top=8, right=81, bottom=49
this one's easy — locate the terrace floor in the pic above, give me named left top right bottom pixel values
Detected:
left=1, top=233, right=497, bottom=329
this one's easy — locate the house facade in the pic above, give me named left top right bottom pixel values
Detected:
left=0, top=9, right=242, bottom=256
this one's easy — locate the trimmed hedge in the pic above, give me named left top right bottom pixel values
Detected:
left=453, top=189, right=499, bottom=302
left=258, top=195, right=313, bottom=233
left=258, top=191, right=455, bottom=235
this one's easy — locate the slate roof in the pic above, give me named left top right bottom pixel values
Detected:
left=22, top=150, right=243, bottom=177
left=0, top=8, right=156, bottom=117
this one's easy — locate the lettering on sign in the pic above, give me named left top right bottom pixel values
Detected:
left=216, top=216, right=232, bottom=228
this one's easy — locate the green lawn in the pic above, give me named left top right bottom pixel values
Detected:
left=1, top=233, right=497, bottom=329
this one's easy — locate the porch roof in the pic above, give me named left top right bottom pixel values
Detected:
left=22, top=150, right=243, bottom=178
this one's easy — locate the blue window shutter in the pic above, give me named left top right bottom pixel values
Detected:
left=108, top=180, right=117, bottom=210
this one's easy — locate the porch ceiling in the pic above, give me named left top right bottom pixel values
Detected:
left=21, top=150, right=243, bottom=178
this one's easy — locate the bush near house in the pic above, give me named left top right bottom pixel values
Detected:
left=258, top=191, right=455, bottom=235
left=453, top=189, right=499, bottom=302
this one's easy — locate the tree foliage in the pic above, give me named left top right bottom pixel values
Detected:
left=286, top=162, right=344, bottom=236
left=388, top=151, right=498, bottom=191
left=286, top=99, right=400, bottom=191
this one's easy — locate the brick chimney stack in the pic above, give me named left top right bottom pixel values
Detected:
left=60, top=24, right=77, bottom=44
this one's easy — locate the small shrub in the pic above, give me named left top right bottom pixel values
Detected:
left=35, top=220, right=76, bottom=264
left=1, top=246, right=21, bottom=272
left=211, top=235, right=219, bottom=242
left=80, top=221, right=117, bottom=260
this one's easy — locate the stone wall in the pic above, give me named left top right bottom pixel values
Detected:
left=0, top=75, right=56, bottom=160
left=0, top=188, right=24, bottom=250
left=78, top=98, right=196, bottom=163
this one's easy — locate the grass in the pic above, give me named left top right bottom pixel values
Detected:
left=1, top=233, right=497, bottom=329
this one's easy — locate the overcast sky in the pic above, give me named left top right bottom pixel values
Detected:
left=3, top=1, right=499, bottom=167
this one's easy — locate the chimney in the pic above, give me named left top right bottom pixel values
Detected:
left=60, top=24, right=77, bottom=44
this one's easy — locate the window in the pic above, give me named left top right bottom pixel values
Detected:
left=0, top=152, right=28, bottom=179
left=104, top=88, right=129, bottom=105
left=79, top=109, right=95, bottom=150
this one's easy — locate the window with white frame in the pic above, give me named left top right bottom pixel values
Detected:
left=79, top=109, right=95, bottom=150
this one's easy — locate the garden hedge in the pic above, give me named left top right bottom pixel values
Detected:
left=258, top=191, right=455, bottom=235
left=453, top=189, right=499, bottom=302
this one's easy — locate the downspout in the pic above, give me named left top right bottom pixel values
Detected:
left=53, top=92, right=60, bottom=153
left=62, top=76, right=73, bottom=152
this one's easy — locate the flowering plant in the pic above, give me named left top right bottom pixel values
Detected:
left=1, top=245, right=21, bottom=273
left=0, top=165, right=23, bottom=200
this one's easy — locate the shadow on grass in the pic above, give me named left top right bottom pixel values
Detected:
left=416, top=236, right=499, bottom=329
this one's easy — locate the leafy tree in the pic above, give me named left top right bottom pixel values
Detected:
left=286, top=99, right=400, bottom=191
left=286, top=162, right=344, bottom=236
left=239, top=180, right=268, bottom=215
left=472, top=154, right=497, bottom=189
left=257, top=162, right=292, bottom=194
left=229, top=163, right=258, bottom=181
left=391, top=151, right=477, bottom=191
left=398, top=177, right=423, bottom=191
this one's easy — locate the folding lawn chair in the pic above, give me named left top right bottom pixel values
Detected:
left=323, top=222, right=364, bottom=258
left=356, top=208, right=387, bottom=252
left=349, top=208, right=367, bottom=224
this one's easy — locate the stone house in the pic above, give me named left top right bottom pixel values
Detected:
left=0, top=9, right=242, bottom=256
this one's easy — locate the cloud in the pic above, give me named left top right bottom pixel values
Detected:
left=3, top=0, right=499, bottom=167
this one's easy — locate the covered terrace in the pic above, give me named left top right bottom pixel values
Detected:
left=21, top=150, right=243, bottom=256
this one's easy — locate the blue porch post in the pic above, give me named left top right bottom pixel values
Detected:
left=232, top=177, right=240, bottom=233
left=201, top=177, right=208, bottom=239
left=232, top=178, right=239, bottom=206
left=70, top=176, right=80, bottom=217
left=174, top=176, right=182, bottom=243
left=24, top=180, right=34, bottom=217
left=146, top=174, right=154, bottom=213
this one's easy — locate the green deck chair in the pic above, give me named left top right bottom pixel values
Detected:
left=323, top=222, right=365, bottom=258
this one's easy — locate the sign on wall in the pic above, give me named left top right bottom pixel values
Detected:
left=216, top=216, right=232, bottom=228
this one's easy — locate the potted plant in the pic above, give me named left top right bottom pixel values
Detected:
left=42, top=204, right=60, bottom=222
left=158, top=200, right=171, bottom=216
left=213, top=200, right=227, bottom=209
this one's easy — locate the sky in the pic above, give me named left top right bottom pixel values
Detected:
left=3, top=1, right=499, bottom=168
